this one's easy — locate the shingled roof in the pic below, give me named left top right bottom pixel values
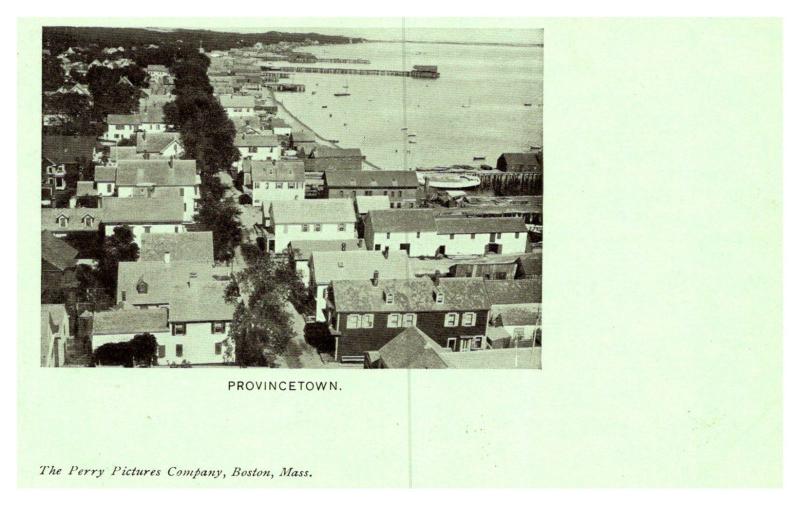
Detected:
left=115, top=161, right=196, bottom=187
left=376, top=327, right=448, bottom=369
left=310, top=147, right=363, bottom=159
left=139, top=232, right=214, bottom=263
left=331, top=276, right=489, bottom=313
left=325, top=170, right=418, bottom=188
left=101, top=197, right=184, bottom=224
left=248, top=159, right=304, bottom=182
left=270, top=199, right=356, bottom=225
left=483, top=278, right=541, bottom=305
left=311, top=250, right=411, bottom=285
left=41, top=230, right=78, bottom=271
left=92, top=308, right=169, bottom=335
left=219, top=94, right=255, bottom=108
left=288, top=239, right=365, bottom=261
left=42, top=136, right=97, bottom=164
left=434, top=217, right=528, bottom=235
left=234, top=133, right=279, bottom=148
left=365, top=209, right=438, bottom=233
left=135, top=132, right=180, bottom=153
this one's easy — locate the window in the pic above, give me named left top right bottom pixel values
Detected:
left=276, top=182, right=283, bottom=189
left=339, top=190, right=345, bottom=197
left=179, top=188, right=185, bottom=196
left=449, top=234, right=455, bottom=240
left=365, top=190, right=372, bottom=196
left=288, top=182, right=296, bottom=189
left=338, top=223, right=346, bottom=232
left=387, top=313, right=402, bottom=328
left=136, top=279, right=148, bottom=294
left=385, top=291, right=395, bottom=304
left=173, top=323, right=186, bottom=336
left=215, top=342, right=223, bottom=355
left=174, top=226, right=180, bottom=233
left=470, top=233, right=476, bottom=239
left=106, top=184, right=112, bottom=193
left=416, top=232, right=421, bottom=238
left=361, top=314, right=374, bottom=329
left=390, top=191, right=395, bottom=197
left=57, top=216, right=68, bottom=228
left=158, top=345, right=165, bottom=358
left=389, top=202, right=395, bottom=209
left=175, top=344, right=183, bottom=357
left=515, top=232, right=520, bottom=238
left=143, top=226, right=151, bottom=234
left=434, top=290, right=444, bottom=304
left=398, top=190, right=403, bottom=197
left=446, top=338, right=457, bottom=351
left=314, top=224, right=321, bottom=232
left=462, top=312, right=476, bottom=327
left=497, top=233, right=502, bottom=239
left=248, top=147, right=257, bottom=153
left=212, top=322, right=226, bottom=334
left=386, top=232, right=391, bottom=239
left=83, top=216, right=94, bottom=228
left=120, top=290, right=126, bottom=302
left=472, top=337, right=483, bottom=350
left=402, top=314, right=416, bottom=328
left=444, top=312, right=459, bottom=327
left=302, top=224, right=309, bottom=232
left=346, top=314, right=361, bottom=329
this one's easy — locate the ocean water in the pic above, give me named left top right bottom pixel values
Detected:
left=274, top=36, right=543, bottom=169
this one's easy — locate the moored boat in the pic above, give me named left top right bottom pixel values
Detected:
left=417, top=173, right=481, bottom=189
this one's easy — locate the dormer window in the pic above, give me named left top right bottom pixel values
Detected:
left=434, top=290, right=445, bottom=304
left=136, top=278, right=148, bottom=294
left=56, top=215, right=68, bottom=228
left=384, top=290, right=395, bottom=304
left=82, top=215, right=94, bottom=227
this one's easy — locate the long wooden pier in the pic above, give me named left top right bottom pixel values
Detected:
left=263, top=65, right=440, bottom=79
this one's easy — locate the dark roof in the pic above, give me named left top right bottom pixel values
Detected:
left=136, top=132, right=180, bottom=153
left=377, top=327, right=448, bottom=369
left=483, top=278, right=541, bottom=305
left=366, top=209, right=438, bottom=233
left=498, top=151, right=542, bottom=169
left=516, top=251, right=542, bottom=276
left=41, top=231, right=78, bottom=271
left=101, top=196, right=184, bottom=224
left=42, top=136, right=96, bottom=164
left=435, top=217, right=528, bottom=235
left=325, top=170, right=418, bottom=188
left=139, top=232, right=214, bottom=263
left=93, top=308, right=169, bottom=335
left=331, top=277, right=489, bottom=313
left=311, top=147, right=363, bottom=159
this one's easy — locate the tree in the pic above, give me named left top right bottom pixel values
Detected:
left=130, top=333, right=158, bottom=366
left=42, top=54, right=65, bottom=91
left=194, top=176, right=242, bottom=263
left=97, top=225, right=139, bottom=294
left=224, top=254, right=299, bottom=367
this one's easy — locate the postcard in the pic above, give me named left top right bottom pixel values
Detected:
left=18, top=17, right=782, bottom=487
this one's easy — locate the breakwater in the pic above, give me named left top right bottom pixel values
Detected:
left=264, top=66, right=440, bottom=79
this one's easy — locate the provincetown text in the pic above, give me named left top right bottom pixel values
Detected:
left=227, top=380, right=340, bottom=391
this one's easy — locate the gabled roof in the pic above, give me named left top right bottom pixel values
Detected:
left=218, top=94, right=255, bottom=108
left=483, top=278, right=541, bottom=305
left=311, top=250, right=411, bottom=285
left=494, top=306, right=540, bottom=326
left=42, top=135, right=96, bottom=164
left=92, top=308, right=169, bottom=335
left=366, top=209, right=438, bottom=233
left=94, top=166, right=119, bottom=182
left=325, top=170, right=418, bottom=188
left=135, top=132, right=182, bottom=154
left=376, top=327, right=448, bottom=369
left=270, top=199, right=355, bottom=225
left=169, top=281, right=236, bottom=323
left=310, top=147, right=363, bottom=159
left=107, top=114, right=141, bottom=125
left=288, top=239, right=365, bottom=261
left=140, top=108, right=166, bottom=124
left=440, top=347, right=540, bottom=369
left=498, top=151, right=542, bottom=168
left=117, top=261, right=231, bottom=308
left=434, top=217, right=528, bottom=235
left=41, top=230, right=78, bottom=271
left=234, top=133, right=279, bottom=148
left=107, top=146, right=144, bottom=163
left=331, top=276, right=490, bottom=313
left=139, top=232, right=214, bottom=263
left=101, top=196, right=185, bottom=224
left=41, top=208, right=103, bottom=232
left=115, top=160, right=196, bottom=186
left=291, top=130, right=316, bottom=143
left=355, top=195, right=391, bottom=214
left=248, top=159, right=304, bottom=182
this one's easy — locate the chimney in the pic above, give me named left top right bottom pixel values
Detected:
left=433, top=270, right=441, bottom=285
left=168, top=157, right=173, bottom=169
left=340, top=242, right=346, bottom=251
left=164, top=251, right=171, bottom=264
left=382, top=247, right=389, bottom=259
left=371, top=270, right=380, bottom=286
left=142, top=131, right=146, bottom=142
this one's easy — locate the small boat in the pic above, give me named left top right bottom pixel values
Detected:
left=330, top=139, right=339, bottom=144
left=523, top=103, right=532, bottom=107
left=473, top=156, right=486, bottom=161
left=321, top=105, right=327, bottom=109
left=407, top=133, right=417, bottom=137
left=311, top=91, right=316, bottom=95
left=409, top=140, right=417, bottom=144
left=417, top=173, right=481, bottom=189
left=334, top=92, right=351, bottom=97
left=400, top=127, right=408, bottom=131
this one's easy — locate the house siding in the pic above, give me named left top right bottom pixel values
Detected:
left=334, top=309, right=488, bottom=360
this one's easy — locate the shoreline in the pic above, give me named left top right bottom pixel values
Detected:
left=269, top=88, right=384, bottom=170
